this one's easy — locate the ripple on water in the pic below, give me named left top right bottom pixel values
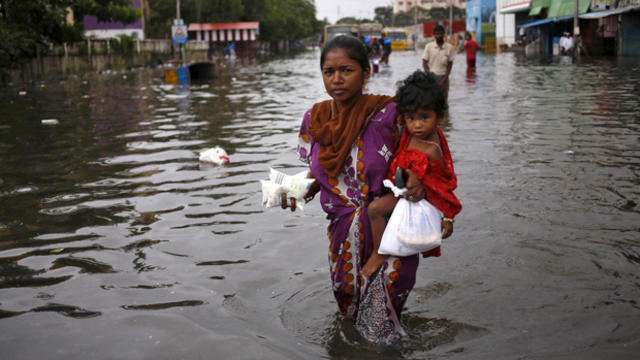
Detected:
left=0, top=51, right=639, bottom=358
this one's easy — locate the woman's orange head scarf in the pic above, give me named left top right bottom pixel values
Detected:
left=308, top=94, right=395, bottom=178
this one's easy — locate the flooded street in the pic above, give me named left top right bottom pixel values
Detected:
left=1, top=50, right=639, bottom=359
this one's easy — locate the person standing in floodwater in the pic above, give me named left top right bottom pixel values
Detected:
left=279, top=35, right=426, bottom=332
left=422, top=25, right=455, bottom=100
left=381, top=35, right=392, bottom=65
left=462, top=31, right=480, bottom=70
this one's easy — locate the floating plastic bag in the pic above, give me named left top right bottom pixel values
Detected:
left=377, top=180, right=442, bottom=257
left=260, top=168, right=314, bottom=210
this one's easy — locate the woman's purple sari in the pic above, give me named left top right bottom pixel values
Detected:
left=297, top=101, right=419, bottom=340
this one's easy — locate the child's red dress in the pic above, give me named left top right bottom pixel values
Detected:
left=385, top=126, right=462, bottom=257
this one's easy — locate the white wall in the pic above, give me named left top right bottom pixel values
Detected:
left=496, top=0, right=516, bottom=46
left=85, top=29, right=144, bottom=40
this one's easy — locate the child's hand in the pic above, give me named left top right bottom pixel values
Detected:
left=404, top=169, right=425, bottom=202
left=441, top=219, right=453, bottom=239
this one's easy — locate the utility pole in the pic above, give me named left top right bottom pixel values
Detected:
left=573, top=0, right=579, bottom=58
left=176, top=0, right=184, bottom=66
left=449, top=0, right=453, bottom=38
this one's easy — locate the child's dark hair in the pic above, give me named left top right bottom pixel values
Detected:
left=321, top=35, right=370, bottom=72
left=396, top=70, right=448, bottom=118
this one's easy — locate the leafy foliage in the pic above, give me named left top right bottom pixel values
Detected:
left=145, top=0, right=322, bottom=43
left=0, top=0, right=139, bottom=68
left=1, top=0, right=325, bottom=66
left=374, top=6, right=393, bottom=26
left=76, top=0, right=141, bottom=24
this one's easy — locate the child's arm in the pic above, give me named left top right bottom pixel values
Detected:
left=442, top=218, right=453, bottom=238
left=404, top=169, right=425, bottom=202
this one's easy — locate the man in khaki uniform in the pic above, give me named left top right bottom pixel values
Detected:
left=422, top=25, right=455, bottom=100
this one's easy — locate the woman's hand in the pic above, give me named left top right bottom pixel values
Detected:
left=281, top=179, right=319, bottom=212
left=280, top=193, right=297, bottom=212
left=441, top=220, right=453, bottom=239
left=403, top=169, right=424, bottom=202
left=303, top=180, right=320, bottom=203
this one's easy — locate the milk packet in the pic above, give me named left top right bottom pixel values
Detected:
left=260, top=168, right=314, bottom=210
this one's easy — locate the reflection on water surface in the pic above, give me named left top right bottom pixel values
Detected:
left=0, top=51, right=639, bottom=359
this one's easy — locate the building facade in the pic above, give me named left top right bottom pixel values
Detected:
left=393, top=0, right=467, bottom=13
left=498, top=0, right=640, bottom=56
left=466, top=0, right=497, bottom=45
left=83, top=0, right=144, bottom=40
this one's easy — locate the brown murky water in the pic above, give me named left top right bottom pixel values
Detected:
left=1, top=50, right=639, bottom=359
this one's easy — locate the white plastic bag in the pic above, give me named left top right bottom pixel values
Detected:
left=260, top=168, right=314, bottom=210
left=377, top=181, right=443, bottom=257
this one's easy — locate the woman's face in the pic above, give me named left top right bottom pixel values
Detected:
left=322, top=48, right=370, bottom=111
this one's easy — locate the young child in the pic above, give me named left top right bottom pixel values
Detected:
left=361, top=70, right=462, bottom=276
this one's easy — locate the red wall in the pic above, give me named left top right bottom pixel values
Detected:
left=423, top=21, right=466, bottom=37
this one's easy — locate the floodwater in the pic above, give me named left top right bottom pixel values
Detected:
left=1, top=50, right=639, bottom=359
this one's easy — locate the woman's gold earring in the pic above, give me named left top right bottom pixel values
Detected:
left=324, top=89, right=328, bottom=94
left=363, top=80, right=369, bottom=91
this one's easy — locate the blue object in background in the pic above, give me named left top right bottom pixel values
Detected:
left=384, top=38, right=391, bottom=44
left=177, top=66, right=189, bottom=85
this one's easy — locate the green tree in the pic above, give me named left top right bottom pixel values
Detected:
left=145, top=0, right=320, bottom=46
left=335, top=17, right=359, bottom=24
left=76, top=0, right=140, bottom=24
left=426, top=7, right=465, bottom=21
left=374, top=6, right=392, bottom=26
left=0, top=0, right=140, bottom=68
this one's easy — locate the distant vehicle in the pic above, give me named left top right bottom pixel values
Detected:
left=322, top=24, right=359, bottom=47
left=358, top=23, right=383, bottom=40
left=383, top=27, right=409, bottom=51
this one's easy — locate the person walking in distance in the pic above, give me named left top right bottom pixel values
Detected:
left=422, top=25, right=455, bottom=100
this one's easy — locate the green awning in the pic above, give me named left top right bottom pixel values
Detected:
left=529, top=0, right=550, bottom=15
left=547, top=0, right=591, bottom=18
left=529, top=6, right=543, bottom=15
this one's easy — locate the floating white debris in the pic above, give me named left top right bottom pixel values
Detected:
left=563, top=150, right=574, bottom=154
left=165, top=94, right=188, bottom=100
left=199, top=146, right=229, bottom=165
left=18, top=90, right=27, bottom=96
left=41, top=119, right=59, bottom=125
